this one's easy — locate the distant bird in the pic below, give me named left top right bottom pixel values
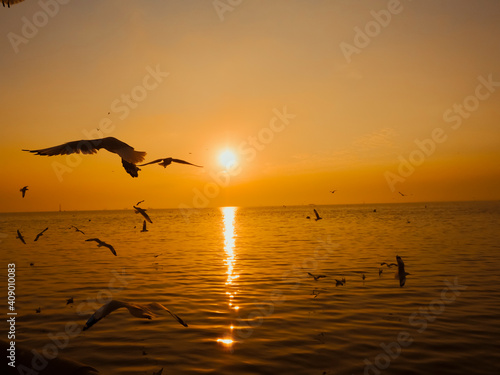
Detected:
left=136, top=199, right=145, bottom=206
left=334, top=279, right=344, bottom=287
left=140, top=220, right=148, bottom=232
left=308, top=272, right=326, bottom=281
left=395, top=255, right=410, bottom=287
left=313, top=209, right=322, bottom=221
left=70, top=225, right=85, bottom=235
left=373, top=209, right=377, bottom=212
left=16, top=229, right=26, bottom=244
left=311, top=289, right=321, bottom=298
left=379, top=269, right=383, bottom=277
left=133, top=205, right=152, bottom=223
left=381, top=262, right=397, bottom=268
left=34, top=227, right=48, bottom=241
left=20, top=186, right=28, bottom=198
left=329, top=190, right=337, bottom=194
left=82, top=300, right=188, bottom=331
left=35, top=307, right=41, bottom=313
left=306, top=216, right=311, bottom=219
left=66, top=297, right=74, bottom=305
left=23, top=137, right=146, bottom=178
left=2, top=0, right=25, bottom=8
left=29, top=262, right=34, bottom=266
left=153, top=253, right=162, bottom=258
left=85, top=238, right=117, bottom=256
left=398, top=191, right=407, bottom=197
left=139, top=157, right=202, bottom=169
left=362, top=274, right=366, bottom=281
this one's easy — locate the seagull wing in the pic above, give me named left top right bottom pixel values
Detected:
left=171, top=158, right=203, bottom=168
left=103, top=242, right=117, bottom=256
left=134, top=206, right=152, bottom=223
left=122, top=159, right=140, bottom=177
left=138, top=159, right=164, bottom=167
left=16, top=230, right=26, bottom=244
left=141, top=220, right=147, bottom=231
left=83, top=300, right=151, bottom=331
left=144, top=302, right=188, bottom=327
left=314, top=209, right=321, bottom=220
left=85, top=238, right=102, bottom=245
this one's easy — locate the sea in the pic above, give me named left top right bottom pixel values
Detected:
left=1, top=201, right=499, bottom=375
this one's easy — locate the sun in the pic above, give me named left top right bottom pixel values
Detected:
left=219, top=149, right=238, bottom=170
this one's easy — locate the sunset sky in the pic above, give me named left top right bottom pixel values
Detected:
left=1, top=0, right=499, bottom=212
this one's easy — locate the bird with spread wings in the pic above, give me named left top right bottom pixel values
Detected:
left=23, top=137, right=146, bottom=177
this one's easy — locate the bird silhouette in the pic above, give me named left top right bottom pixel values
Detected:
left=16, top=229, right=26, bottom=244
left=20, top=186, right=28, bottom=198
left=85, top=238, right=117, bottom=256
left=70, top=225, right=85, bottom=235
left=66, top=297, right=74, bottom=305
left=139, top=157, right=202, bottom=169
left=313, top=209, right=322, bottom=221
left=133, top=205, right=152, bottom=223
left=334, top=279, right=344, bottom=287
left=308, top=272, right=326, bottom=281
left=380, top=262, right=397, bottom=268
left=34, top=227, right=48, bottom=241
left=23, top=137, right=146, bottom=177
left=395, top=255, right=410, bottom=287
left=82, top=300, right=188, bottom=331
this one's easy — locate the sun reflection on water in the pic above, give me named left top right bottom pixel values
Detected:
left=217, top=206, right=239, bottom=348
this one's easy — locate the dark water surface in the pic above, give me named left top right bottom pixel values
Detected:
left=1, top=201, right=499, bottom=374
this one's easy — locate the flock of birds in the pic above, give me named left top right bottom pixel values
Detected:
left=307, top=255, right=410, bottom=289
left=22, top=136, right=203, bottom=178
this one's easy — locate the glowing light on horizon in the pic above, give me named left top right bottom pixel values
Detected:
left=218, top=149, right=238, bottom=170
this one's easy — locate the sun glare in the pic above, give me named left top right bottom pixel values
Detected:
left=219, top=149, right=238, bottom=169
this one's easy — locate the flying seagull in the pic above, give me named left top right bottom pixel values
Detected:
left=334, top=279, right=344, bottom=287
left=34, top=227, right=48, bottom=241
left=133, top=205, right=152, bottom=223
left=23, top=137, right=146, bottom=178
left=139, top=157, right=202, bottom=169
left=82, top=300, right=188, bottom=331
left=16, top=229, right=26, bottom=244
left=136, top=199, right=145, bottom=206
left=66, top=297, right=74, bottom=305
left=329, top=190, right=337, bottom=194
left=140, top=220, right=148, bottom=232
left=2, top=0, right=25, bottom=7
left=398, top=191, right=407, bottom=197
left=20, top=186, right=28, bottom=198
left=85, top=238, right=117, bottom=256
left=35, top=307, right=41, bottom=313
left=70, top=225, right=85, bottom=235
left=381, top=262, right=397, bottom=268
left=313, top=209, right=322, bottom=221
left=395, top=255, right=410, bottom=287
left=308, top=272, right=326, bottom=281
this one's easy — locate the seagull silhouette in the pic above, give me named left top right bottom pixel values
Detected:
left=20, top=186, right=28, bottom=198
left=133, top=205, right=152, bottom=223
left=70, top=225, right=85, bottom=235
left=35, top=307, right=41, bottom=313
left=380, top=262, right=397, bottom=268
left=66, top=297, right=74, bottom=305
left=313, top=209, right=322, bottom=221
left=140, top=220, right=148, bottom=232
left=136, top=199, right=145, bottom=206
left=16, top=229, right=26, bottom=244
left=2, top=0, right=25, bottom=7
left=82, top=300, right=188, bottom=331
left=334, top=279, right=344, bottom=287
left=139, top=157, right=202, bottom=169
left=34, top=227, right=48, bottom=241
left=398, top=191, right=407, bottom=197
left=23, top=137, right=146, bottom=177
left=395, top=255, right=410, bottom=287
left=85, top=238, right=117, bottom=256
left=329, top=190, right=337, bottom=194
left=308, top=272, right=326, bottom=281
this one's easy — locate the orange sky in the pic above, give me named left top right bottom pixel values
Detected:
left=1, top=0, right=499, bottom=212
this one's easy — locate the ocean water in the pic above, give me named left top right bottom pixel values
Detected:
left=1, top=201, right=500, bottom=375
